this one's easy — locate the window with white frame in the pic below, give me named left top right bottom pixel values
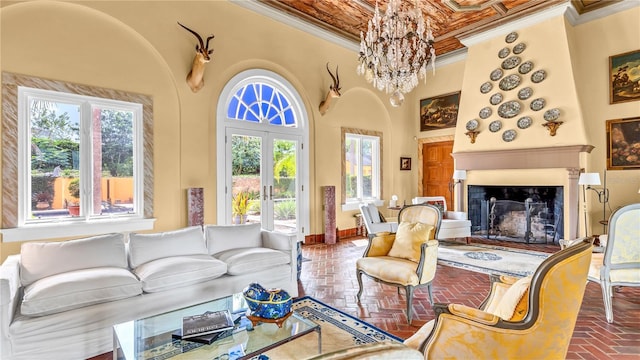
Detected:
left=18, top=87, right=143, bottom=224
left=343, top=129, right=381, bottom=204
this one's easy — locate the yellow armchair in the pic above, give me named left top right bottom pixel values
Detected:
left=404, top=238, right=593, bottom=359
left=356, top=204, right=442, bottom=324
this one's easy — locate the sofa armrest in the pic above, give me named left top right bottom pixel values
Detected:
left=444, top=211, right=467, bottom=220
left=1, top=255, right=21, bottom=352
left=448, top=304, right=500, bottom=326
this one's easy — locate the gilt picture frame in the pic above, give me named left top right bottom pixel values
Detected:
left=609, top=49, right=640, bottom=104
left=606, top=116, right=640, bottom=170
left=400, top=157, right=411, bottom=171
left=420, top=91, right=461, bottom=131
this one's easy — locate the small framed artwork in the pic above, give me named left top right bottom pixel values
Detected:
left=420, top=91, right=461, bottom=131
left=609, top=49, right=640, bottom=104
left=400, top=157, right=411, bottom=171
left=606, top=116, right=640, bottom=170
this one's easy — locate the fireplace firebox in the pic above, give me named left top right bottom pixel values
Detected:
left=468, top=185, right=563, bottom=244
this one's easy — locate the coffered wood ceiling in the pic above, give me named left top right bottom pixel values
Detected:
left=256, top=0, right=620, bottom=56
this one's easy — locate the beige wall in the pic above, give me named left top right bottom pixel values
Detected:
left=1, top=1, right=638, bottom=261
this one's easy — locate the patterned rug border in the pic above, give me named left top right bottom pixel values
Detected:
left=293, top=296, right=403, bottom=343
left=437, top=242, right=550, bottom=277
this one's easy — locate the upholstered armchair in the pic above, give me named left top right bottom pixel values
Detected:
left=401, top=238, right=593, bottom=359
left=588, top=202, right=640, bottom=323
left=356, top=204, right=442, bottom=324
left=412, top=196, right=471, bottom=244
left=358, top=203, right=399, bottom=236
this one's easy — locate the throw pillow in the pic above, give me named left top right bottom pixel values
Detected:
left=486, top=276, right=532, bottom=321
left=427, top=201, right=445, bottom=213
left=387, top=222, right=435, bottom=262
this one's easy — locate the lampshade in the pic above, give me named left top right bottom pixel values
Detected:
left=453, top=170, right=467, bottom=180
left=578, top=172, right=601, bottom=186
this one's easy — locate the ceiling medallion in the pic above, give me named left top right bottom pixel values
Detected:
left=357, top=0, right=436, bottom=107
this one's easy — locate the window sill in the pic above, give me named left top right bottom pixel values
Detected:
left=0, top=218, right=156, bottom=242
left=341, top=199, right=384, bottom=212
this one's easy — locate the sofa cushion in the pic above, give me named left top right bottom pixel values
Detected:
left=205, top=223, right=263, bottom=254
left=133, top=255, right=227, bottom=293
left=128, top=226, right=207, bottom=268
left=20, top=233, right=127, bottom=286
left=213, top=248, right=290, bottom=275
left=21, top=267, right=141, bottom=316
left=388, top=222, right=435, bottom=262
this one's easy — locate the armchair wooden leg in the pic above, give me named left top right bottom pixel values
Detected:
left=406, top=286, right=414, bottom=324
left=356, top=269, right=364, bottom=302
left=427, top=283, right=434, bottom=305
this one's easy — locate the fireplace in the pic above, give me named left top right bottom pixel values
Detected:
left=468, top=185, right=563, bottom=243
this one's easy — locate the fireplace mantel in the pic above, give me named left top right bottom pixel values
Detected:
left=452, top=145, right=594, bottom=170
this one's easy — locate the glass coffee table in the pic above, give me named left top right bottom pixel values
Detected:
left=113, top=294, right=321, bottom=360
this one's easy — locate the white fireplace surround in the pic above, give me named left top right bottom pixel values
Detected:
left=452, top=145, right=595, bottom=241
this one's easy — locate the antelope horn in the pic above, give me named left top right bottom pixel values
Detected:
left=326, top=63, right=339, bottom=89
left=205, top=35, right=215, bottom=54
left=178, top=22, right=205, bottom=52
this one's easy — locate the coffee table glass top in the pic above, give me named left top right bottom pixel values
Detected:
left=113, top=293, right=320, bottom=360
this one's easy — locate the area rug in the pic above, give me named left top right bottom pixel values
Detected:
left=142, top=297, right=399, bottom=360
left=437, top=242, right=550, bottom=277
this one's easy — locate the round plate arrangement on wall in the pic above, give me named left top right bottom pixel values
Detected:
left=518, top=61, right=533, bottom=74
left=490, top=68, right=504, bottom=81
left=531, top=70, right=547, bottom=83
left=502, top=129, right=517, bottom=142
left=489, top=120, right=502, bottom=132
left=518, top=87, right=533, bottom=100
left=498, top=101, right=522, bottom=118
left=513, top=43, right=526, bottom=54
left=530, top=98, right=546, bottom=111
left=499, top=74, right=521, bottom=91
left=501, top=56, right=521, bottom=70
left=479, top=107, right=492, bottom=119
left=490, top=93, right=503, bottom=105
left=544, top=108, right=561, bottom=121
left=498, top=47, right=510, bottom=58
left=466, top=119, right=479, bottom=131
left=505, top=32, right=518, bottom=43
left=480, top=81, right=493, bottom=94
left=517, top=116, right=532, bottom=129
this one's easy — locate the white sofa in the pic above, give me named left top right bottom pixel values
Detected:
left=358, top=203, right=399, bottom=235
left=0, top=223, right=298, bottom=360
left=412, top=196, right=471, bottom=243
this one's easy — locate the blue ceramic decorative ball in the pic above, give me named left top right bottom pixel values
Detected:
left=243, top=283, right=292, bottom=319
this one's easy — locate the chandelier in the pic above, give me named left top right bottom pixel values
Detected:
left=357, top=0, right=436, bottom=107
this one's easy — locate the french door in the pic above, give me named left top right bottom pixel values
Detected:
left=226, top=128, right=300, bottom=234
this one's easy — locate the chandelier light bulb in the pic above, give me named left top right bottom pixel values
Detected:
left=357, top=0, right=436, bottom=106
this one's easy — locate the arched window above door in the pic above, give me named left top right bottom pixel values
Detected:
left=226, top=82, right=298, bottom=127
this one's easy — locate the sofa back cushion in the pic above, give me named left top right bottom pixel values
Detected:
left=412, top=196, right=447, bottom=212
left=128, top=226, right=207, bottom=268
left=20, top=233, right=127, bottom=286
left=205, top=223, right=262, bottom=255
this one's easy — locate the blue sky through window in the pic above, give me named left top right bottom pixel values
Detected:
left=227, top=82, right=297, bottom=127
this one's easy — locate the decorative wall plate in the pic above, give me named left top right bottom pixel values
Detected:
left=498, top=47, right=510, bottom=59
left=518, top=87, right=533, bottom=100
left=531, top=70, right=547, bottom=83
left=544, top=108, right=560, bottom=121
left=466, top=119, right=479, bottom=131
left=480, top=82, right=493, bottom=94
left=530, top=98, right=546, bottom=111
left=490, top=93, right=503, bottom=105
left=499, top=74, right=521, bottom=91
left=489, top=120, right=502, bottom=132
left=502, top=129, right=517, bottom=142
left=513, top=43, right=526, bottom=54
left=490, top=68, right=504, bottom=81
left=479, top=107, right=492, bottom=119
left=497, top=101, right=522, bottom=118
left=518, top=61, right=533, bottom=74
left=517, top=116, right=532, bottom=129
left=505, top=32, right=518, bottom=43
left=501, top=56, right=522, bottom=70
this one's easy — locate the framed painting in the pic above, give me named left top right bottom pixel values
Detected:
left=400, top=157, right=411, bottom=171
left=420, top=91, right=461, bottom=131
left=609, top=49, right=640, bottom=104
left=606, top=117, right=640, bottom=170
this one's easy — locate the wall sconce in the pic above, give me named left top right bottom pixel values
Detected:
left=465, top=130, right=479, bottom=143
left=542, top=121, right=563, bottom=136
left=578, top=172, right=609, bottom=236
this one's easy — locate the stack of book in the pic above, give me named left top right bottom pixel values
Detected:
left=174, top=309, right=235, bottom=344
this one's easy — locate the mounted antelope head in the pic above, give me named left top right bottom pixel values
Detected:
left=319, top=63, right=341, bottom=115
left=178, top=22, right=214, bottom=93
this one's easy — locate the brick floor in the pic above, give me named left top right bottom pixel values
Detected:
left=298, top=237, right=640, bottom=359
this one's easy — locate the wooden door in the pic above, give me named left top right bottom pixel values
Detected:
left=422, top=141, right=454, bottom=210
